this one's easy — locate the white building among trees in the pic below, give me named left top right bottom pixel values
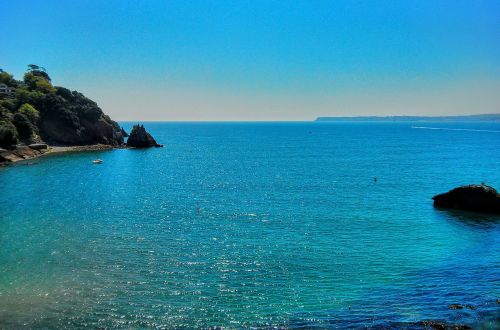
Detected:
left=0, top=83, right=15, bottom=96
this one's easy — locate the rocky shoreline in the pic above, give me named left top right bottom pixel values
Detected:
left=0, top=143, right=121, bottom=166
left=0, top=121, right=162, bottom=166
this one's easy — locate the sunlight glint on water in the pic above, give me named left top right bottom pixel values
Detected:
left=1, top=122, right=499, bottom=328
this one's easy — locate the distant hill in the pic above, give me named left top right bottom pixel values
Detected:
left=315, top=114, right=500, bottom=122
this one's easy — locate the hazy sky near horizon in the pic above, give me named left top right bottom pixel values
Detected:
left=1, top=0, right=499, bottom=121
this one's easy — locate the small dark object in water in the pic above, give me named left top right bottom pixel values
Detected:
left=465, top=304, right=476, bottom=310
left=432, top=184, right=500, bottom=214
left=374, top=177, right=377, bottom=182
left=448, top=304, right=463, bottom=310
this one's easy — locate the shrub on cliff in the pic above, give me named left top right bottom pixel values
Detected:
left=23, top=65, right=56, bottom=93
left=0, top=70, right=17, bottom=87
left=0, top=122, right=18, bottom=148
left=12, top=112, right=36, bottom=141
left=19, top=103, right=40, bottom=124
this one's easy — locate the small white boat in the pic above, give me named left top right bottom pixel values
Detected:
left=92, top=159, right=103, bottom=164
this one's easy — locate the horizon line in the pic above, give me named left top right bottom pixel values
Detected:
left=117, top=113, right=500, bottom=123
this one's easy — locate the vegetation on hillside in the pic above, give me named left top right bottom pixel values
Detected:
left=0, top=65, right=123, bottom=149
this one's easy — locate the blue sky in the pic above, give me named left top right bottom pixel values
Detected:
left=1, top=0, right=499, bottom=120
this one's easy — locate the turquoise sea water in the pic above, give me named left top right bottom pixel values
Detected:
left=1, top=122, right=499, bottom=328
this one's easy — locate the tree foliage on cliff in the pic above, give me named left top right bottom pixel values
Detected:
left=0, top=65, right=123, bottom=148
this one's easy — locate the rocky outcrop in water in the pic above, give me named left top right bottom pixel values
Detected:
left=126, top=124, right=162, bottom=148
left=433, top=184, right=500, bottom=214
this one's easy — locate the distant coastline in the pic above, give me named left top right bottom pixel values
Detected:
left=315, top=114, right=500, bottom=122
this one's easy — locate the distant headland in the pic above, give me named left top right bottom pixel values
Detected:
left=315, top=114, right=500, bottom=122
left=0, top=65, right=159, bottom=164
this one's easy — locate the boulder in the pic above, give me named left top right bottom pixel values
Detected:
left=126, top=124, right=162, bottom=148
left=29, top=143, right=48, bottom=150
left=433, top=184, right=500, bottom=214
left=0, top=151, right=23, bottom=163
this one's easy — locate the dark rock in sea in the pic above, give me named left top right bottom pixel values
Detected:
left=448, top=304, right=463, bottom=310
left=433, top=184, right=500, bottom=214
left=121, top=126, right=129, bottom=137
left=415, top=320, right=472, bottom=330
left=126, top=124, right=162, bottom=148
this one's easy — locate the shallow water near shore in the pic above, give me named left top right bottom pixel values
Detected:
left=1, top=121, right=499, bottom=328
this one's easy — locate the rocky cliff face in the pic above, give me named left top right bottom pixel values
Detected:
left=433, top=184, right=500, bottom=214
left=36, top=87, right=124, bottom=146
left=126, top=124, right=162, bottom=148
left=40, top=116, right=124, bottom=146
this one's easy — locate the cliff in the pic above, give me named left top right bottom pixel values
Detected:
left=0, top=65, right=124, bottom=150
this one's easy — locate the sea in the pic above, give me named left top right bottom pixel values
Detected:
left=1, top=121, right=499, bottom=328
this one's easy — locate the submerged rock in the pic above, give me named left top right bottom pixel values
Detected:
left=448, top=304, right=463, bottom=310
left=415, top=320, right=472, bottom=330
left=126, top=124, right=162, bottom=148
left=433, top=184, right=500, bottom=214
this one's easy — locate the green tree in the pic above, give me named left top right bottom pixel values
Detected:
left=19, top=103, right=40, bottom=124
left=26, top=64, right=51, bottom=82
left=23, top=72, right=55, bottom=93
left=12, top=112, right=35, bottom=141
left=0, top=122, right=18, bottom=148
left=0, top=71, right=17, bottom=86
left=27, top=64, right=39, bottom=71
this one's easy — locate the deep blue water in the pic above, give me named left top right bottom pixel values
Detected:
left=1, top=122, right=499, bottom=328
